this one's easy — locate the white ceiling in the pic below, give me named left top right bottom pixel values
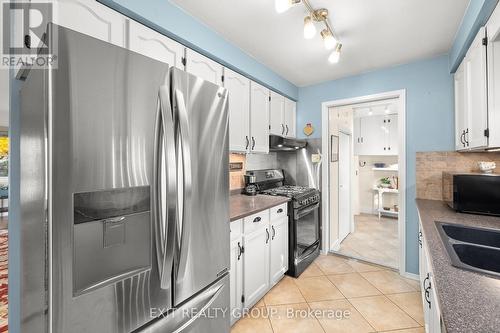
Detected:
left=171, top=0, right=469, bottom=87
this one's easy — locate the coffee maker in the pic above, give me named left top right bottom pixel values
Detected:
left=243, top=174, right=258, bottom=196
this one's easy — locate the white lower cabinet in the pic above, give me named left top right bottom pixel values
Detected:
left=269, top=216, right=288, bottom=285
left=229, top=221, right=244, bottom=325
left=230, top=204, right=289, bottom=325
left=419, top=223, right=443, bottom=333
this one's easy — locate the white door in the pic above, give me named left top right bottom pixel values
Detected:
left=466, top=27, right=488, bottom=149
left=338, top=132, right=351, bottom=243
left=185, top=49, right=223, bottom=85
left=230, top=238, right=243, bottom=325
left=225, top=69, right=250, bottom=153
left=284, top=98, right=296, bottom=138
left=243, top=227, right=270, bottom=308
left=454, top=62, right=467, bottom=150
left=269, top=91, right=284, bottom=136
left=249, top=82, right=270, bottom=153
left=127, top=20, right=184, bottom=68
left=269, top=217, right=288, bottom=285
left=52, top=0, right=126, bottom=46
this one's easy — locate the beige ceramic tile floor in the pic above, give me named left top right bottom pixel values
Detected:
left=338, top=214, right=399, bottom=269
left=231, top=254, right=423, bottom=333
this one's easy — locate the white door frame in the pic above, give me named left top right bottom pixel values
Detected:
left=321, top=89, right=407, bottom=275
left=337, top=130, right=352, bottom=244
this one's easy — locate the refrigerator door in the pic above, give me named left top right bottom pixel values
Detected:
left=170, top=68, right=230, bottom=306
left=46, top=25, right=173, bottom=332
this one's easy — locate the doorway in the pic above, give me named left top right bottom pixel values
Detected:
left=321, top=90, right=406, bottom=273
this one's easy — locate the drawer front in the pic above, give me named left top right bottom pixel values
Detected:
left=230, top=219, right=243, bottom=241
left=270, top=203, right=288, bottom=221
left=243, top=210, right=270, bottom=234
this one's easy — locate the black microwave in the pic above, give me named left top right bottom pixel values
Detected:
left=443, top=172, right=500, bottom=216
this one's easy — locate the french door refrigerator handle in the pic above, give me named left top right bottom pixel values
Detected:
left=153, top=85, right=178, bottom=290
left=174, top=88, right=193, bottom=280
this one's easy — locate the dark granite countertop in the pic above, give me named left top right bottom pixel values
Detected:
left=416, top=199, right=500, bottom=333
left=230, top=194, right=290, bottom=222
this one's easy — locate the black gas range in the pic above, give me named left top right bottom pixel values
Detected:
left=245, top=169, right=321, bottom=277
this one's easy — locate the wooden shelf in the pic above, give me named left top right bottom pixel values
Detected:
left=378, top=209, right=399, bottom=216
left=373, top=187, right=399, bottom=194
left=372, top=167, right=398, bottom=172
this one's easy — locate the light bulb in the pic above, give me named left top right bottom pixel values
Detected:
left=328, top=43, right=342, bottom=63
left=275, top=0, right=291, bottom=13
left=303, top=16, right=316, bottom=39
left=321, top=29, right=337, bottom=50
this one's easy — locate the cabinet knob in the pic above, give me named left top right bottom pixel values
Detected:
left=277, top=208, right=283, bottom=213
left=253, top=216, right=261, bottom=223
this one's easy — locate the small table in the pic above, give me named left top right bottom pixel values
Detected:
left=373, top=187, right=398, bottom=220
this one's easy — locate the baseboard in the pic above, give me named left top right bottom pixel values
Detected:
left=401, top=271, right=419, bottom=280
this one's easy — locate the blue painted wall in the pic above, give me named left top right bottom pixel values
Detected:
left=100, top=0, right=299, bottom=100
left=449, top=0, right=498, bottom=73
left=297, top=55, right=454, bottom=274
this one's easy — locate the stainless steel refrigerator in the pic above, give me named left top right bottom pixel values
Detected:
left=19, top=24, right=230, bottom=333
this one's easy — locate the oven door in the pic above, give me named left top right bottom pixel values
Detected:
left=294, top=202, right=320, bottom=259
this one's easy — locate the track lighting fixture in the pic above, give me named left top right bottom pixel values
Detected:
left=275, top=0, right=342, bottom=64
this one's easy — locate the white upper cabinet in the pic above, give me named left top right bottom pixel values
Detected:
left=487, top=6, right=500, bottom=149
left=185, top=49, right=223, bottom=85
left=127, top=20, right=184, bottom=68
left=225, top=68, right=251, bottom=153
left=354, top=115, right=397, bottom=156
left=284, top=98, right=296, bottom=138
left=269, top=93, right=296, bottom=138
left=51, top=0, right=126, bottom=47
left=454, top=61, right=467, bottom=150
left=250, top=82, right=270, bottom=153
left=465, top=27, right=488, bottom=149
left=269, top=91, right=285, bottom=136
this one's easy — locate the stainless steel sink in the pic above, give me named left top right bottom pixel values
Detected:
left=436, top=222, right=500, bottom=278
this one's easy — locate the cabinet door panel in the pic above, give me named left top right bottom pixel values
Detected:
left=225, top=69, right=250, bottom=153
left=466, top=27, right=488, bottom=150
left=386, top=114, right=398, bottom=155
left=269, top=217, right=288, bottom=285
left=270, top=91, right=285, bottom=136
left=185, top=49, right=223, bottom=85
left=361, top=115, right=386, bottom=155
left=52, top=0, right=126, bottom=47
left=487, top=8, right=500, bottom=148
left=284, top=98, right=296, bottom=138
left=243, top=227, right=269, bottom=308
left=127, top=20, right=184, bottom=68
left=250, top=82, right=270, bottom=153
left=454, top=62, right=467, bottom=151
left=230, top=238, right=243, bottom=325
left=353, top=117, right=362, bottom=155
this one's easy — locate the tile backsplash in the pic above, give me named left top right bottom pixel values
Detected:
left=229, top=153, right=279, bottom=190
left=416, top=151, right=500, bottom=200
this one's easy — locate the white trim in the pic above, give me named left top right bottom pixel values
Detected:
left=321, top=89, right=407, bottom=275
left=401, top=272, right=420, bottom=281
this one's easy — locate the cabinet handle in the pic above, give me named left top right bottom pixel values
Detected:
left=281, top=124, right=285, bottom=135
left=277, top=208, right=283, bottom=213
left=460, top=130, right=465, bottom=146
left=286, top=125, right=289, bottom=135
left=465, top=128, right=469, bottom=147
left=266, top=228, right=270, bottom=244
left=361, top=137, right=363, bottom=143
left=251, top=136, right=256, bottom=150
left=272, top=225, right=276, bottom=240
left=424, top=273, right=431, bottom=309
left=418, top=231, right=422, bottom=248
left=388, top=147, right=391, bottom=150
left=245, top=136, right=249, bottom=150
left=384, top=147, right=386, bottom=151
left=237, top=242, right=243, bottom=260
left=357, top=138, right=360, bottom=143
left=253, top=216, right=261, bottom=223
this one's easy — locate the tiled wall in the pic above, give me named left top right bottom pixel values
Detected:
left=416, top=151, right=500, bottom=200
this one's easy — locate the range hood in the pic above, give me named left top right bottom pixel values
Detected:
left=269, top=134, right=307, bottom=151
